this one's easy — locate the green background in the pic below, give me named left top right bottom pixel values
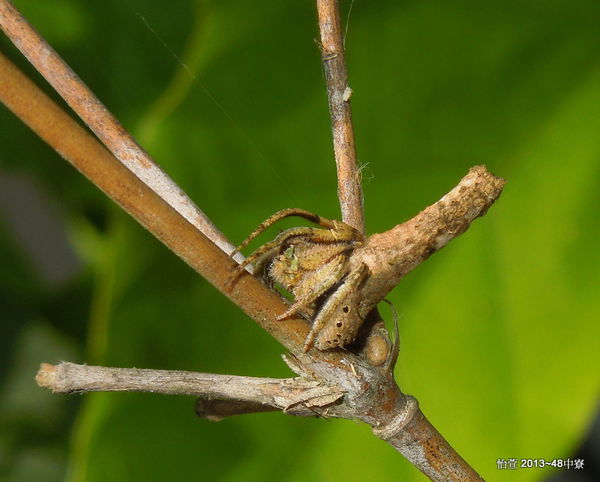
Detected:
left=1, top=0, right=599, bottom=481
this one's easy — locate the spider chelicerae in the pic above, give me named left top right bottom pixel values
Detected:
left=228, top=208, right=369, bottom=352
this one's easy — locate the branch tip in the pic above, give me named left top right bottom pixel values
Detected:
left=35, top=362, right=57, bottom=390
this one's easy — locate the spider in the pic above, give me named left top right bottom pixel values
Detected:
left=228, top=208, right=369, bottom=352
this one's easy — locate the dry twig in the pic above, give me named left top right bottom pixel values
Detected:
left=317, top=0, right=364, bottom=233
left=36, top=362, right=347, bottom=419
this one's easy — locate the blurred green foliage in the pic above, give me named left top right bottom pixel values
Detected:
left=1, top=0, right=599, bottom=481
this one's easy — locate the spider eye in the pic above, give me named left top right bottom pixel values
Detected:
left=342, top=306, right=350, bottom=313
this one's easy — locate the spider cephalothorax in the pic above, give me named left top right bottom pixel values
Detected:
left=228, top=208, right=369, bottom=352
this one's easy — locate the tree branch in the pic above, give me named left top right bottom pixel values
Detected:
left=0, top=1, right=240, bottom=260
left=375, top=402, right=483, bottom=481
left=35, top=362, right=345, bottom=413
left=315, top=0, right=387, bottom=414
left=355, top=165, right=505, bottom=316
left=317, top=0, right=364, bottom=233
left=1, top=1, right=498, bottom=479
left=314, top=5, right=493, bottom=477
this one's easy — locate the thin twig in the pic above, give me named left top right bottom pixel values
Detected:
left=315, top=0, right=384, bottom=406
left=316, top=0, right=364, bottom=233
left=0, top=1, right=239, bottom=259
left=36, top=362, right=346, bottom=418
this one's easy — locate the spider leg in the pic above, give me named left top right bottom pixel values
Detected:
left=276, top=254, right=348, bottom=320
left=226, top=243, right=279, bottom=288
left=303, top=263, right=369, bottom=352
left=230, top=208, right=340, bottom=260
left=250, top=249, right=277, bottom=281
left=227, top=227, right=320, bottom=288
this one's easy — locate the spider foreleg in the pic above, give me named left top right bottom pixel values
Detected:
left=231, top=208, right=340, bottom=259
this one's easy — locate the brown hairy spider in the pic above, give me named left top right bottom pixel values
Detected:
left=228, top=208, right=369, bottom=352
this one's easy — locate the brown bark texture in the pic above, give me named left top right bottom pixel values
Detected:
left=317, top=0, right=364, bottom=233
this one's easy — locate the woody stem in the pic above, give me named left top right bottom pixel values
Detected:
left=316, top=0, right=364, bottom=234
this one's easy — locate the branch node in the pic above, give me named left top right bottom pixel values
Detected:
left=372, top=396, right=419, bottom=441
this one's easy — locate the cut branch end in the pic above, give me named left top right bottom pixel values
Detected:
left=35, top=363, right=58, bottom=391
